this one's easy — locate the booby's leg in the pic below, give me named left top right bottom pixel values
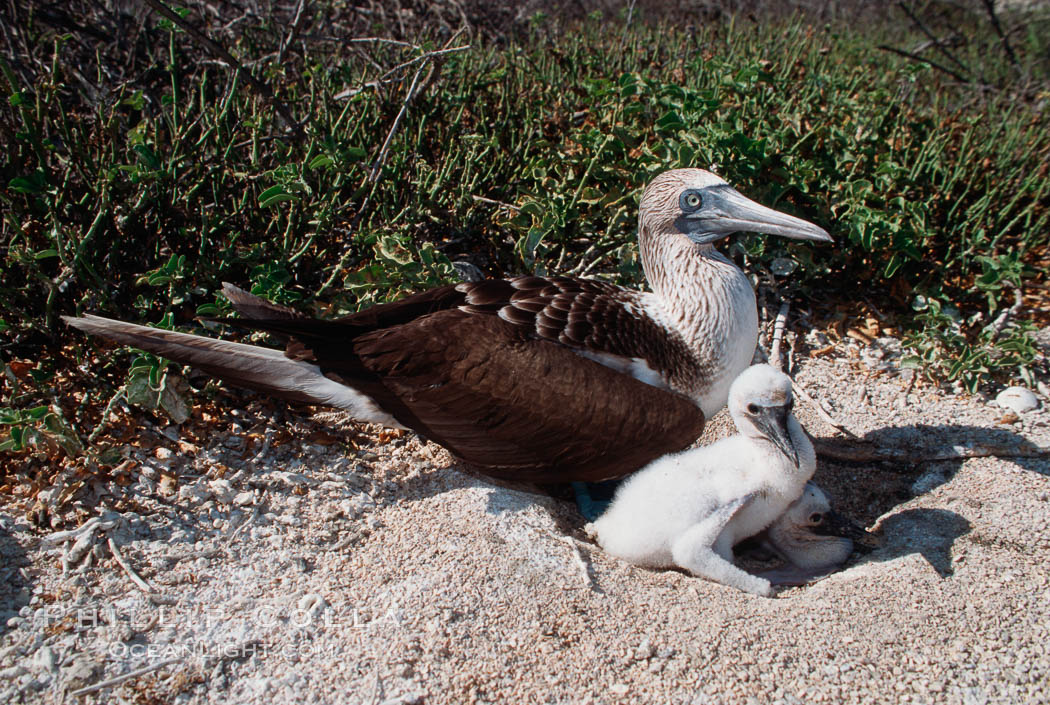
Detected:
left=572, top=479, right=622, bottom=521
left=670, top=494, right=774, bottom=597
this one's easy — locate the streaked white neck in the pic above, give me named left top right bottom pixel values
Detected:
left=641, top=231, right=759, bottom=417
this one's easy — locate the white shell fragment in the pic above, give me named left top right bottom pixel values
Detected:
left=994, top=387, right=1039, bottom=414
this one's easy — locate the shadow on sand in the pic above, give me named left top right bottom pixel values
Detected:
left=0, top=520, right=33, bottom=637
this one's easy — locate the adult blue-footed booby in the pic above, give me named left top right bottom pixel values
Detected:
left=64, top=169, right=830, bottom=483
left=586, top=364, right=816, bottom=596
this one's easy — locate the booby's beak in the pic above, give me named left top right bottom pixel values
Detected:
left=813, top=510, right=866, bottom=540
left=678, top=185, right=832, bottom=244
left=753, top=404, right=799, bottom=467
left=812, top=510, right=878, bottom=553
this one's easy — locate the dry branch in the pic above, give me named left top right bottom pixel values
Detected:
left=141, top=0, right=301, bottom=136
left=877, top=43, right=972, bottom=84
left=71, top=657, right=183, bottom=696
left=793, top=383, right=860, bottom=439
left=770, top=301, right=790, bottom=372
left=814, top=438, right=1050, bottom=464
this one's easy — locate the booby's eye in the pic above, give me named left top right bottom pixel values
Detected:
left=786, top=399, right=794, bottom=413
left=747, top=403, right=759, bottom=414
left=809, top=513, right=824, bottom=524
left=680, top=190, right=703, bottom=212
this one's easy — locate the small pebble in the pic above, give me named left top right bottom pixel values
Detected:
left=995, top=387, right=1039, bottom=414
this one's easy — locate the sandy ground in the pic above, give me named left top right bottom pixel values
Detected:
left=1, top=336, right=1049, bottom=704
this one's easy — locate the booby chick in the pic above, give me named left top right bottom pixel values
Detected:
left=64, top=169, right=830, bottom=484
left=751, top=483, right=869, bottom=586
left=587, top=364, right=815, bottom=597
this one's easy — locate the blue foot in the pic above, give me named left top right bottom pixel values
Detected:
left=571, top=480, right=623, bottom=521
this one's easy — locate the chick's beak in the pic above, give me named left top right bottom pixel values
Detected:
left=814, top=510, right=880, bottom=553
left=753, top=404, right=799, bottom=467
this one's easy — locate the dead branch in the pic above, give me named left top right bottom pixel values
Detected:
left=107, top=536, right=160, bottom=596
left=897, top=2, right=971, bottom=74
left=770, top=301, right=790, bottom=372
left=71, top=657, right=183, bottom=696
left=877, top=44, right=972, bottom=84
left=551, top=533, right=596, bottom=590
left=980, top=0, right=1019, bottom=68
left=987, top=282, right=1024, bottom=342
left=276, top=0, right=307, bottom=66
left=814, top=438, right=1050, bottom=464
left=141, top=0, right=301, bottom=137
left=793, top=383, right=860, bottom=439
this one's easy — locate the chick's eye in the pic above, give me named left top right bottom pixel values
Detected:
left=786, top=399, right=794, bottom=412
left=747, top=403, right=759, bottom=414
left=809, top=513, right=823, bottom=524
left=680, top=191, right=703, bottom=210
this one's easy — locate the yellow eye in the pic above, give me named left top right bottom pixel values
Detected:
left=686, top=193, right=701, bottom=207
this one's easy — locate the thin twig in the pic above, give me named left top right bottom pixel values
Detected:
left=276, top=0, right=307, bottom=65
left=471, top=195, right=521, bottom=212
left=299, top=35, right=418, bottom=49
left=334, top=78, right=397, bottom=100
left=87, top=386, right=126, bottom=443
left=141, top=0, right=301, bottom=136
left=980, top=0, right=1019, bottom=67
left=877, top=44, right=972, bottom=84
left=552, top=533, right=595, bottom=589
left=987, top=282, right=1023, bottom=342
left=107, top=537, right=159, bottom=595
left=316, top=41, right=471, bottom=295
left=71, top=657, right=183, bottom=696
left=370, top=669, right=385, bottom=705
left=42, top=516, right=109, bottom=545
left=619, top=0, right=638, bottom=51
left=226, top=506, right=259, bottom=546
left=897, top=2, right=971, bottom=74
left=377, top=44, right=471, bottom=82
left=367, top=65, right=425, bottom=185
left=793, top=383, right=860, bottom=439
left=770, top=301, right=790, bottom=372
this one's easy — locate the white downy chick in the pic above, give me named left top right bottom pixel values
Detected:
left=588, top=364, right=815, bottom=597
left=751, top=483, right=868, bottom=585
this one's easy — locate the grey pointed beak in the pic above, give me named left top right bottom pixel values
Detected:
left=753, top=404, right=799, bottom=467
left=679, top=185, right=832, bottom=244
left=814, top=511, right=881, bottom=554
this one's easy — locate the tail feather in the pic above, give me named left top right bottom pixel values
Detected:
left=221, top=283, right=305, bottom=321
left=62, top=315, right=403, bottom=427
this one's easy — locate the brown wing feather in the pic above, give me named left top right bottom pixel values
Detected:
left=75, top=276, right=707, bottom=482
left=344, top=311, right=705, bottom=482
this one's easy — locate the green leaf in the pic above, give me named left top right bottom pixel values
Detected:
left=27, top=406, right=49, bottom=420
left=259, top=186, right=298, bottom=208
left=123, top=91, right=145, bottom=110
left=133, top=144, right=161, bottom=170
left=899, top=356, right=923, bottom=369
left=345, top=147, right=367, bottom=162
left=8, top=175, right=45, bottom=195
left=308, top=154, right=334, bottom=169
left=377, top=236, right=413, bottom=266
